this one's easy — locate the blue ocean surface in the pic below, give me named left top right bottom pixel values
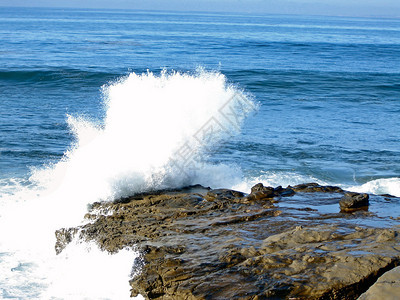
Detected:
left=1, top=7, right=399, bottom=188
left=0, top=7, right=399, bottom=299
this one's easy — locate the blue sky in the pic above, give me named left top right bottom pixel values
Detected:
left=0, top=0, right=399, bottom=17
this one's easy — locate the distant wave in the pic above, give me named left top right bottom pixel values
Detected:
left=0, top=68, right=120, bottom=84
left=226, top=69, right=400, bottom=97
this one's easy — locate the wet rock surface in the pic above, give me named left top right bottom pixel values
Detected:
left=55, top=183, right=400, bottom=299
left=340, top=192, right=370, bottom=212
left=290, top=182, right=344, bottom=193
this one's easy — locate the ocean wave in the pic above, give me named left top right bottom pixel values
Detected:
left=233, top=172, right=400, bottom=198
left=1, top=68, right=256, bottom=225
left=346, top=177, right=400, bottom=197
left=29, top=69, right=255, bottom=204
left=0, top=69, right=255, bottom=299
left=0, top=68, right=120, bottom=84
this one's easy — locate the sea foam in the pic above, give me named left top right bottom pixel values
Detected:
left=0, top=69, right=255, bottom=299
left=31, top=69, right=254, bottom=213
left=347, top=177, right=400, bottom=197
left=233, top=172, right=400, bottom=197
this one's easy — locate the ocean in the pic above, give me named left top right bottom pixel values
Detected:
left=0, top=6, right=399, bottom=299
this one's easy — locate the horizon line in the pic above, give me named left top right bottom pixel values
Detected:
left=1, top=5, right=399, bottom=20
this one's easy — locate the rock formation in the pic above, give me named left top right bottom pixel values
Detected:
left=358, top=266, right=400, bottom=300
left=55, top=183, right=400, bottom=299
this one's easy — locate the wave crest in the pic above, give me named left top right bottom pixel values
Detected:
left=31, top=69, right=255, bottom=206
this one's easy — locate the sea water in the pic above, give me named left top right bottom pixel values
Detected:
left=0, top=7, right=399, bottom=299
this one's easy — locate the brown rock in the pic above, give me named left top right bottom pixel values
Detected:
left=358, top=266, right=400, bottom=300
left=55, top=184, right=400, bottom=300
left=291, top=182, right=344, bottom=193
left=340, top=192, right=369, bottom=212
left=244, top=183, right=295, bottom=202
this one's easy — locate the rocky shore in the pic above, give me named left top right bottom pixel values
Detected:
left=55, top=183, right=400, bottom=299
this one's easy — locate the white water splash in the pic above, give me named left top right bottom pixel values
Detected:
left=0, top=69, right=255, bottom=299
left=346, top=177, right=400, bottom=197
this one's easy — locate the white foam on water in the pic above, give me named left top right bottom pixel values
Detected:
left=232, top=172, right=400, bottom=198
left=28, top=69, right=254, bottom=209
left=0, top=69, right=255, bottom=299
left=346, top=177, right=400, bottom=197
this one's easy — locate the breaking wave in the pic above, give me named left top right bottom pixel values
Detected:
left=0, top=69, right=255, bottom=299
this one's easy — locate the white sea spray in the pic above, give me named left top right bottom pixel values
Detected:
left=0, top=69, right=256, bottom=299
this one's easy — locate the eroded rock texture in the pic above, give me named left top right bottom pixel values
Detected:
left=358, top=266, right=400, bottom=300
left=55, top=183, right=400, bottom=299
